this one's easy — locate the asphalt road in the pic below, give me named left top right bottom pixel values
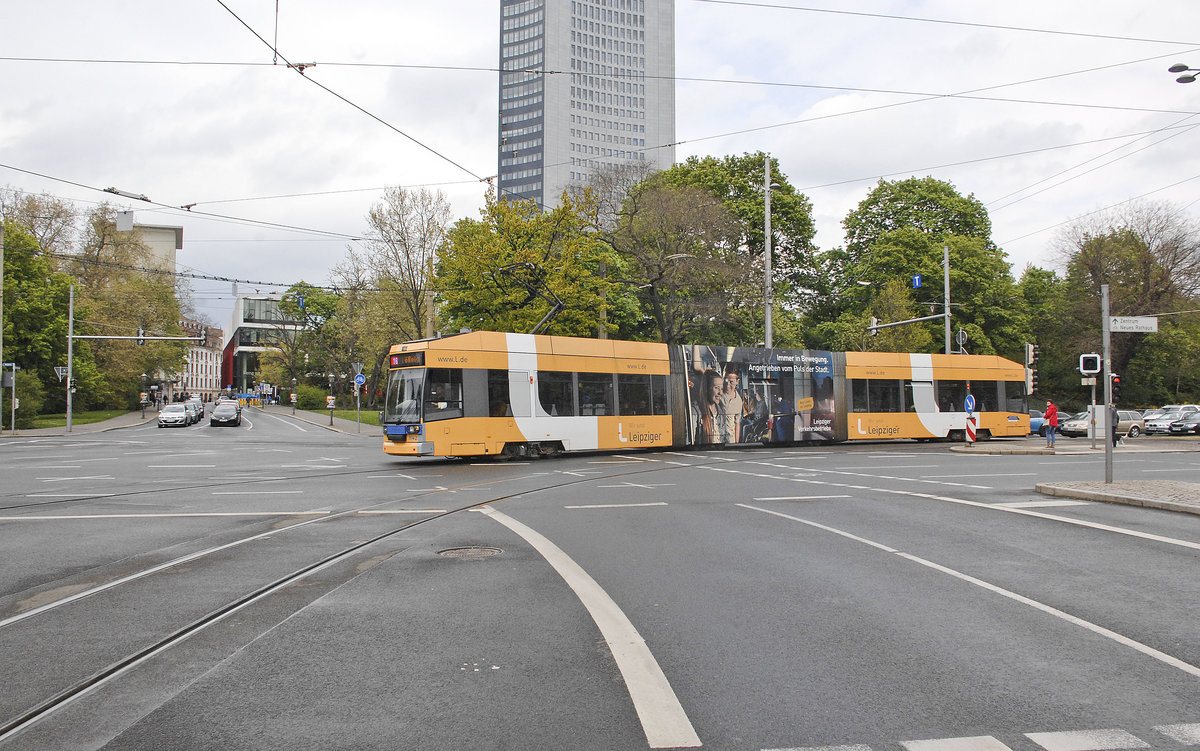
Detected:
left=2, top=410, right=1199, bottom=750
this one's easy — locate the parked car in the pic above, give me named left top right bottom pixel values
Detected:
left=1168, top=413, right=1200, bottom=435
left=158, top=403, right=188, bottom=428
left=1116, top=410, right=1145, bottom=437
left=182, top=401, right=199, bottom=425
left=1058, top=412, right=1092, bottom=438
left=1028, top=410, right=1046, bottom=437
left=1146, top=409, right=1188, bottom=435
left=209, top=402, right=241, bottom=427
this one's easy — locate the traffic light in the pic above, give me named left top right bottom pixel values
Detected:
left=199, top=328, right=208, bottom=346
left=1111, top=373, right=1122, bottom=403
left=1030, top=367, right=1038, bottom=394
left=1079, top=353, right=1101, bottom=375
left=136, top=327, right=145, bottom=345
left=69, top=378, right=77, bottom=393
left=868, top=316, right=878, bottom=336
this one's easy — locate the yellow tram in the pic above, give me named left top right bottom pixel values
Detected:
left=380, top=331, right=1029, bottom=458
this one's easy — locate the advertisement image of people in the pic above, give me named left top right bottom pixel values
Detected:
left=685, top=345, right=840, bottom=446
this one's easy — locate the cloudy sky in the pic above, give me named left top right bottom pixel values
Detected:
left=3, top=1, right=1199, bottom=326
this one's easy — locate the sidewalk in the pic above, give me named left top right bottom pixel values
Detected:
left=953, top=436, right=1200, bottom=516
left=259, top=403, right=379, bottom=436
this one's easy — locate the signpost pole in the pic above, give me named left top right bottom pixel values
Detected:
left=1101, top=284, right=1113, bottom=483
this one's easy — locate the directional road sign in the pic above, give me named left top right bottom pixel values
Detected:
left=1109, top=316, right=1157, bottom=333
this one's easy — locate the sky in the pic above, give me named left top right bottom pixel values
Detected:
left=3, top=1, right=1200, bottom=329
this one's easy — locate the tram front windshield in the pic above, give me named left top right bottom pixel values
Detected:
left=384, top=368, right=424, bottom=423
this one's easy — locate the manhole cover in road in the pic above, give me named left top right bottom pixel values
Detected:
left=437, top=546, right=503, bottom=561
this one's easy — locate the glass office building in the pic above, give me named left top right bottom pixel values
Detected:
left=498, top=0, right=675, bottom=208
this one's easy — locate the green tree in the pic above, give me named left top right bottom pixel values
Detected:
left=68, top=207, right=184, bottom=408
left=361, top=186, right=452, bottom=337
left=1, top=221, right=80, bottom=421
left=660, top=152, right=820, bottom=334
left=438, top=191, right=618, bottom=338
left=599, top=176, right=749, bottom=344
left=1052, top=201, right=1200, bottom=405
left=815, top=177, right=1024, bottom=358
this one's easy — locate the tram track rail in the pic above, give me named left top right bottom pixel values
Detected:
left=0, top=451, right=734, bottom=744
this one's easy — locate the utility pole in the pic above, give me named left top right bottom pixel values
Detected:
left=67, top=285, right=74, bottom=433
left=764, top=154, right=773, bottom=349
left=1, top=224, right=5, bottom=434
left=943, top=245, right=952, bottom=355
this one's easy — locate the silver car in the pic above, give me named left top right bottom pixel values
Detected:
left=1146, top=409, right=1187, bottom=435
left=158, top=403, right=188, bottom=428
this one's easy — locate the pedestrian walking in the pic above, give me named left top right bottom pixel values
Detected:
left=1044, top=400, right=1059, bottom=448
left=1110, top=403, right=1120, bottom=447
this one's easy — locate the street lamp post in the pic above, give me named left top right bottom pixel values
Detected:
left=328, top=372, right=335, bottom=425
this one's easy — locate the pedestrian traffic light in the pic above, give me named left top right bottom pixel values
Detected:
left=1111, top=373, right=1122, bottom=402
left=1079, top=353, right=1101, bottom=375
left=136, top=327, right=145, bottom=345
left=199, top=328, right=208, bottom=347
left=69, top=378, right=77, bottom=393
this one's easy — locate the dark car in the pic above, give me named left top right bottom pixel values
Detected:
left=209, top=402, right=242, bottom=427
left=1168, top=413, right=1200, bottom=435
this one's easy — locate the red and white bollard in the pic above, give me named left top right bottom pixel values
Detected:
left=965, top=415, right=977, bottom=443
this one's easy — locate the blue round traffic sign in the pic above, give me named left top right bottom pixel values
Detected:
left=964, top=394, right=976, bottom=413
left=354, top=373, right=366, bottom=386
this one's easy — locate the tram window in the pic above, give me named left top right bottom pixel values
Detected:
left=650, top=374, right=669, bottom=415
left=869, top=380, right=902, bottom=412
left=487, top=370, right=512, bottom=417
left=578, top=374, right=613, bottom=416
left=425, top=368, right=463, bottom=422
left=538, top=371, right=575, bottom=416
left=1004, top=380, right=1025, bottom=413
left=618, top=374, right=652, bottom=415
left=937, top=380, right=967, bottom=412
left=850, top=380, right=868, bottom=412
left=384, top=368, right=423, bottom=423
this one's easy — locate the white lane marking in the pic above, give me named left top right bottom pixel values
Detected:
left=1156, top=724, right=1200, bottom=745
left=0, top=512, right=328, bottom=520
left=924, top=473, right=1036, bottom=478
left=255, top=410, right=308, bottom=431
left=739, top=504, right=1200, bottom=679
left=596, top=482, right=675, bottom=489
left=211, top=491, right=303, bottom=495
left=23, top=494, right=117, bottom=498
left=357, top=509, right=446, bottom=514
left=832, top=465, right=939, bottom=470
left=749, top=461, right=991, bottom=490
left=713, top=464, right=1200, bottom=553
left=480, top=507, right=701, bottom=749
left=902, top=737, right=1016, bottom=751
left=765, top=745, right=874, bottom=751
left=149, top=464, right=217, bottom=468
left=36, top=475, right=114, bottom=482
left=753, top=495, right=851, bottom=501
left=1026, top=729, right=1150, bottom=751
left=997, top=500, right=1090, bottom=509
left=565, top=502, right=669, bottom=509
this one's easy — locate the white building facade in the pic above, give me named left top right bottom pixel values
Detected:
left=497, top=0, right=675, bottom=208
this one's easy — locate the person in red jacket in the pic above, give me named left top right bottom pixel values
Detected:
left=1044, top=400, right=1059, bottom=448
